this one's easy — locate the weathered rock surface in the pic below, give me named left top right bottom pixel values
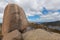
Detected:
left=2, top=30, right=22, bottom=40
left=2, top=4, right=28, bottom=35
left=23, top=29, right=60, bottom=40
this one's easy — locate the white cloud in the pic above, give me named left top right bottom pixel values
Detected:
left=0, top=13, right=3, bottom=23
left=36, top=12, right=60, bottom=22
left=15, top=0, right=46, bottom=16
left=0, top=13, right=3, bottom=18
left=25, top=11, right=42, bottom=16
left=44, top=0, right=60, bottom=10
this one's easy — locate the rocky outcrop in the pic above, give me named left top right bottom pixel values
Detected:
left=2, top=29, right=60, bottom=40
left=2, top=30, right=22, bottom=40
left=2, top=4, right=28, bottom=36
left=23, top=29, right=60, bottom=40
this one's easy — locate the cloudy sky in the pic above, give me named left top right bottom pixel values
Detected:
left=0, top=0, right=60, bottom=23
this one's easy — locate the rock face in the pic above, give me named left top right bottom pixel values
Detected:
left=2, top=4, right=28, bottom=35
left=23, top=29, right=60, bottom=40
left=2, top=30, right=22, bottom=40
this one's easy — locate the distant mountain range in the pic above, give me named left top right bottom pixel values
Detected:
left=41, top=21, right=60, bottom=26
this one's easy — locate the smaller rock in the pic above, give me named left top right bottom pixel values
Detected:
left=2, top=30, right=22, bottom=40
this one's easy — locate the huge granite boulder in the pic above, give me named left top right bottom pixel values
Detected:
left=23, top=29, right=60, bottom=40
left=2, top=4, right=28, bottom=35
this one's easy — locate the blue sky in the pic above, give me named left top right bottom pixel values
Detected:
left=0, top=0, right=60, bottom=23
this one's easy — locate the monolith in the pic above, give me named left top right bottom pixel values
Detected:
left=2, top=4, right=28, bottom=35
